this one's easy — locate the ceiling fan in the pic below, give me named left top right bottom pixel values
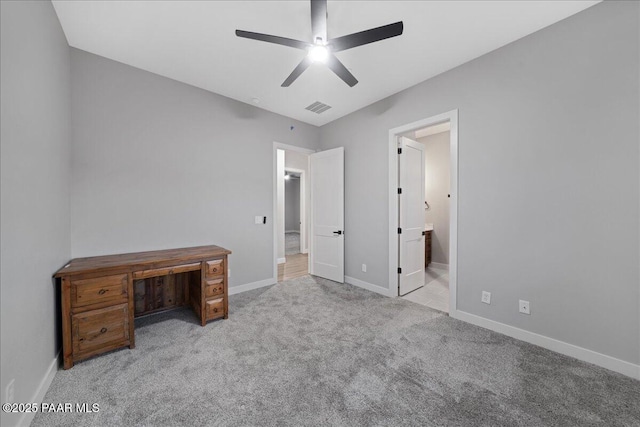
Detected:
left=235, top=0, right=403, bottom=87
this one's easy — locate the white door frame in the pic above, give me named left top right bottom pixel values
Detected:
left=273, top=142, right=314, bottom=281
left=284, top=167, right=307, bottom=253
left=388, top=110, right=458, bottom=315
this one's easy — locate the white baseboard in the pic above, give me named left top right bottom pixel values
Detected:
left=277, top=257, right=286, bottom=264
left=428, top=262, right=449, bottom=271
left=301, top=249, right=308, bottom=254
left=228, top=278, right=276, bottom=295
left=18, top=353, right=59, bottom=427
left=452, top=310, right=640, bottom=380
left=285, top=230, right=300, bottom=234
left=345, top=276, right=394, bottom=297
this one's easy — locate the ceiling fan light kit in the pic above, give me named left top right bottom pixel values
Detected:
left=308, top=45, right=329, bottom=63
left=235, top=0, right=403, bottom=87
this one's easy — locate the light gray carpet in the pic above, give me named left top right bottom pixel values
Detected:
left=33, top=276, right=639, bottom=426
left=285, top=232, right=300, bottom=255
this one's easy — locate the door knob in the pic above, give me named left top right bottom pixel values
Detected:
left=333, top=230, right=343, bottom=235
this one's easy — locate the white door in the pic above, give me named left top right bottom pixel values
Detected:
left=310, top=147, right=344, bottom=283
left=399, top=137, right=425, bottom=295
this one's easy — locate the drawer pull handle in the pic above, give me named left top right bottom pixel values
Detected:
left=213, top=308, right=218, bottom=313
left=100, top=327, right=107, bottom=334
left=98, top=289, right=107, bottom=295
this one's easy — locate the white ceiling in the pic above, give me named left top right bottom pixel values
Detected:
left=52, top=1, right=599, bottom=127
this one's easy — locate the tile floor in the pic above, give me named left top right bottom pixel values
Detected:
left=401, top=267, right=449, bottom=312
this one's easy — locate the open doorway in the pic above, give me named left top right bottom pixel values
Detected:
left=285, top=170, right=303, bottom=255
left=274, top=144, right=312, bottom=282
left=281, top=167, right=308, bottom=281
left=388, top=110, right=458, bottom=315
left=399, top=123, right=451, bottom=312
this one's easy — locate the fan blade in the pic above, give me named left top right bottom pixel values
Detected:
left=281, top=56, right=314, bottom=87
left=326, top=54, right=358, bottom=87
left=236, top=30, right=310, bottom=50
left=310, top=0, right=327, bottom=43
left=329, top=21, right=403, bottom=52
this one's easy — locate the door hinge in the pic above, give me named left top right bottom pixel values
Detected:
left=398, top=147, right=402, bottom=154
left=397, top=267, right=402, bottom=274
left=397, top=188, right=402, bottom=194
left=422, top=231, right=426, bottom=236
left=397, top=227, right=402, bottom=234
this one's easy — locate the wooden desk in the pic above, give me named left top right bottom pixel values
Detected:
left=54, top=245, right=231, bottom=369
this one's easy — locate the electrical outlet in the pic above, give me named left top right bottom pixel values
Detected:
left=519, top=300, right=530, bottom=315
left=481, top=291, right=491, bottom=304
left=362, top=264, right=367, bottom=272
left=6, top=378, right=15, bottom=403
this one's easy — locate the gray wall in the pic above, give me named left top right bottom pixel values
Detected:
left=0, top=2, right=71, bottom=426
left=285, top=178, right=300, bottom=232
left=320, top=1, right=639, bottom=364
left=419, top=131, right=450, bottom=265
left=70, top=49, right=320, bottom=287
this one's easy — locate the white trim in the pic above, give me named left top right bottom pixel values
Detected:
left=428, top=262, right=449, bottom=271
left=228, top=278, right=276, bottom=295
left=345, top=276, right=394, bottom=297
left=19, top=353, right=59, bottom=427
left=273, top=142, right=315, bottom=282
left=277, top=257, right=286, bottom=265
left=389, top=110, right=459, bottom=317
left=452, top=310, right=640, bottom=380
left=449, top=112, right=459, bottom=318
left=285, top=230, right=300, bottom=234
left=301, top=249, right=309, bottom=254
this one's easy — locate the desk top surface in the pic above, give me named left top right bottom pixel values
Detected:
left=55, top=245, right=231, bottom=277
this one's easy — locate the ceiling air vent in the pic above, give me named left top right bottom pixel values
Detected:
left=305, top=101, right=332, bottom=114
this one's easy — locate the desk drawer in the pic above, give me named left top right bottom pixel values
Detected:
left=206, top=298, right=225, bottom=319
left=71, top=274, right=128, bottom=308
left=205, top=259, right=225, bottom=277
left=72, top=303, right=129, bottom=355
left=205, top=278, right=224, bottom=298
left=132, top=263, right=200, bottom=280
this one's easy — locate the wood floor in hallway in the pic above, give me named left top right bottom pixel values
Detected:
left=278, top=253, right=308, bottom=282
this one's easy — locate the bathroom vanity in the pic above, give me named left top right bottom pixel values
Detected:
left=425, top=224, right=433, bottom=267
